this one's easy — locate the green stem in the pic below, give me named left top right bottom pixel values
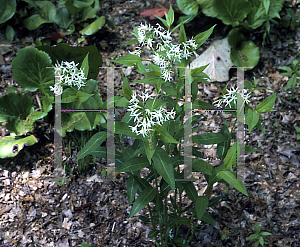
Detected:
left=153, top=166, right=163, bottom=245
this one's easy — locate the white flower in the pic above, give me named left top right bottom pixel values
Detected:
left=51, top=61, right=87, bottom=93
left=127, top=93, right=175, bottom=137
left=49, top=84, right=63, bottom=96
left=213, top=87, right=252, bottom=108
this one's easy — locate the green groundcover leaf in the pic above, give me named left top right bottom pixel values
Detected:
left=12, top=47, right=54, bottom=93
left=0, top=0, right=16, bottom=24
left=0, top=135, right=38, bottom=158
left=79, top=16, right=106, bottom=35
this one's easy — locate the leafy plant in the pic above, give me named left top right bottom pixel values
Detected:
left=278, top=50, right=300, bottom=100
left=294, top=125, right=300, bottom=140
left=77, top=6, right=276, bottom=246
left=176, top=0, right=286, bottom=68
left=246, top=222, right=272, bottom=247
left=81, top=242, right=92, bottom=247
left=0, top=44, right=106, bottom=160
left=0, top=0, right=115, bottom=41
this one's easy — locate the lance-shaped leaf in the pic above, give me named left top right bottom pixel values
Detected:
left=195, top=196, right=209, bottom=220
left=192, top=133, right=225, bottom=145
left=224, top=141, right=240, bottom=169
left=116, top=157, right=151, bottom=173
left=218, top=170, right=248, bottom=196
left=111, top=54, right=142, bottom=66
left=154, top=124, right=180, bottom=144
left=127, top=175, right=140, bottom=205
left=152, top=148, right=175, bottom=190
left=129, top=187, right=156, bottom=218
left=256, top=93, right=276, bottom=113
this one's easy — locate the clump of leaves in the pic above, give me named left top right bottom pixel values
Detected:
left=246, top=222, right=272, bottom=247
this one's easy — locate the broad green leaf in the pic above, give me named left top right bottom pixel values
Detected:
left=176, top=0, right=199, bottom=16
left=193, top=133, right=225, bottom=145
left=231, top=40, right=260, bottom=68
left=55, top=7, right=72, bottom=28
left=166, top=5, right=174, bottom=27
left=111, top=54, right=142, bottom=66
left=116, top=157, right=150, bottom=172
left=77, top=131, right=106, bottom=161
left=152, top=149, right=175, bottom=190
left=0, top=135, right=38, bottom=159
left=143, top=133, right=157, bottom=164
left=73, top=0, right=94, bottom=8
left=129, top=187, right=156, bottom=218
left=81, top=0, right=99, bottom=21
left=196, top=0, right=218, bottom=18
left=212, top=0, right=252, bottom=26
left=218, top=170, right=248, bottom=196
left=35, top=1, right=57, bottom=23
left=245, top=107, right=259, bottom=132
left=154, top=124, right=180, bottom=144
left=79, top=16, right=106, bottom=35
left=0, top=0, right=16, bottom=24
left=23, top=14, right=50, bottom=30
left=256, top=93, right=276, bottom=113
left=12, top=46, right=53, bottom=93
left=183, top=182, right=198, bottom=202
left=224, top=141, right=240, bottom=169
left=195, top=196, right=209, bottom=220
left=192, top=158, right=213, bottom=175
left=217, top=120, right=230, bottom=160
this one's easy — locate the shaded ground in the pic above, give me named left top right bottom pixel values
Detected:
left=0, top=0, right=300, bottom=246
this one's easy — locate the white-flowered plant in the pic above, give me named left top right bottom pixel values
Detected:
left=111, top=5, right=277, bottom=247
left=129, top=22, right=199, bottom=82
left=127, top=91, right=175, bottom=137
left=50, top=61, right=87, bottom=95
left=213, top=87, right=252, bottom=108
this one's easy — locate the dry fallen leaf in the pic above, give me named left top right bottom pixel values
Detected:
left=140, top=8, right=169, bottom=20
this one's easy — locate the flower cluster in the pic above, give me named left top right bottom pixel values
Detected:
left=50, top=61, right=87, bottom=96
left=213, top=87, right=252, bottom=108
left=129, top=23, right=199, bottom=82
left=127, top=91, right=176, bottom=137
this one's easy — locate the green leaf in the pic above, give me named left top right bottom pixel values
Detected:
left=76, top=131, right=106, bottom=161
left=0, top=135, right=38, bottom=159
left=166, top=5, right=174, bottom=27
left=245, top=107, right=259, bottom=132
left=245, top=145, right=260, bottom=154
left=212, top=0, right=252, bottom=26
left=183, top=182, right=198, bottom=202
left=79, top=16, right=106, bottom=35
left=208, top=196, right=222, bottom=207
left=112, top=54, right=142, bottom=66
left=218, top=170, right=248, bottom=196
left=0, top=0, right=16, bottom=24
left=127, top=175, right=140, bottom=205
left=121, top=71, right=133, bottom=100
left=202, top=212, right=217, bottom=226
left=246, top=234, right=259, bottom=240
left=176, top=0, right=199, bottom=16
left=224, top=141, right=240, bottom=169
left=12, top=47, right=53, bottom=93
left=195, top=196, right=209, bottom=220
left=56, top=7, right=72, bottom=29
left=116, top=157, right=150, bottom=172
left=256, top=93, right=276, bottom=113
left=73, top=0, right=94, bottom=8
left=179, top=21, right=187, bottom=43
left=81, top=0, right=99, bottom=20
left=192, top=133, right=225, bottom=145
left=254, top=222, right=261, bottom=233
left=148, top=230, right=160, bottom=239
left=23, top=14, right=50, bottom=30
left=231, top=41, right=260, bottom=68
left=152, top=149, right=175, bottom=190
left=129, top=187, right=156, bottom=218
left=115, top=122, right=143, bottom=139
left=81, top=53, right=89, bottom=78
left=6, top=25, right=15, bottom=41
left=192, top=158, right=213, bottom=175
left=154, top=124, right=180, bottom=144
left=193, top=24, right=216, bottom=48
left=35, top=1, right=57, bottom=23
left=192, top=100, right=216, bottom=109
left=143, top=133, right=157, bottom=164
